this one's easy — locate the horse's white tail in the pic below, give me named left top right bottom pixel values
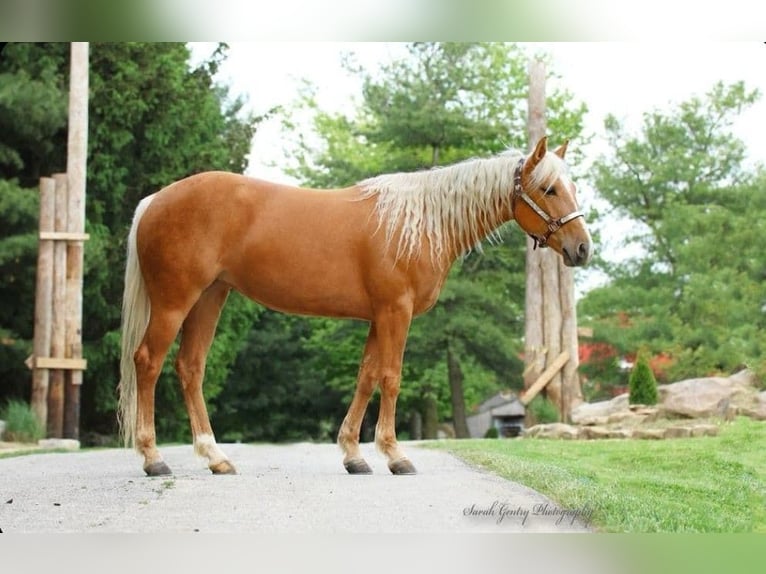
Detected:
left=117, top=194, right=156, bottom=449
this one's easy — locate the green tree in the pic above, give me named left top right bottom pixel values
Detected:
left=628, top=351, right=658, bottom=405
left=581, top=81, right=766, bottom=382
left=277, top=42, right=586, bottom=438
left=0, top=43, right=261, bottom=442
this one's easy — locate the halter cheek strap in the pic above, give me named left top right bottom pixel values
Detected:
left=512, top=158, right=584, bottom=249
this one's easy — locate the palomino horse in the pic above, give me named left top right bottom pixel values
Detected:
left=118, top=136, right=592, bottom=476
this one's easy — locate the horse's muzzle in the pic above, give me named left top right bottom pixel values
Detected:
left=562, top=240, right=592, bottom=267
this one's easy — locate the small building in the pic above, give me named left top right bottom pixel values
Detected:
left=466, top=391, right=526, bottom=438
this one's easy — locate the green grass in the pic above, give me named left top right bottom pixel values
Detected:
left=427, top=417, right=766, bottom=533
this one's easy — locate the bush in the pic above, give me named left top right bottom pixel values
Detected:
left=1, top=399, right=44, bottom=443
left=528, top=395, right=560, bottom=424
left=629, top=352, right=658, bottom=405
left=484, top=426, right=499, bottom=438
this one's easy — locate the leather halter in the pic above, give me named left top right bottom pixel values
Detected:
left=512, top=158, right=584, bottom=249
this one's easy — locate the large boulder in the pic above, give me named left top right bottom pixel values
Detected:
left=658, top=369, right=760, bottom=419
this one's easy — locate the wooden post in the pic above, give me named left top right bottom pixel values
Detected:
left=63, top=42, right=89, bottom=440
left=47, top=173, right=68, bottom=438
left=30, top=178, right=56, bottom=428
left=524, top=59, right=547, bottom=402
left=523, top=58, right=583, bottom=424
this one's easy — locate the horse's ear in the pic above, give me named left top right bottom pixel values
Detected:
left=553, top=140, right=569, bottom=159
left=527, top=136, right=548, bottom=169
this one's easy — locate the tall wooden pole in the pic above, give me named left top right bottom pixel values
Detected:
left=524, top=58, right=549, bottom=414
left=48, top=174, right=69, bottom=438
left=523, top=58, right=583, bottom=424
left=64, top=42, right=89, bottom=439
left=30, top=178, right=56, bottom=427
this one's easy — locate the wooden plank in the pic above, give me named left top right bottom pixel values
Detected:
left=34, top=357, right=88, bottom=370
left=39, top=231, right=90, bottom=241
left=519, top=351, right=570, bottom=406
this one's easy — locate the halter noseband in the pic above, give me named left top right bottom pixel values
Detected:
left=512, top=158, right=584, bottom=249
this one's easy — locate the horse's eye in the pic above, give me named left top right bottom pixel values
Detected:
left=541, top=186, right=556, bottom=196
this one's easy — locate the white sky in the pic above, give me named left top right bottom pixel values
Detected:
left=189, top=42, right=766, bottom=292
left=192, top=42, right=766, bottom=181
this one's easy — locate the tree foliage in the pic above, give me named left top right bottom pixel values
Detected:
left=0, top=43, right=260, bottom=442
left=580, top=81, right=766, bottom=385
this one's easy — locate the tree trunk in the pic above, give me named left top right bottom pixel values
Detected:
left=447, top=342, right=470, bottom=438
left=409, top=409, right=422, bottom=440
left=422, top=393, right=439, bottom=439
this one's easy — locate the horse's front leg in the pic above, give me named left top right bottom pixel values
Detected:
left=338, top=325, right=379, bottom=474
left=373, top=303, right=417, bottom=475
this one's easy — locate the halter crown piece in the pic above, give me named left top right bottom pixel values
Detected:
left=512, top=158, right=584, bottom=250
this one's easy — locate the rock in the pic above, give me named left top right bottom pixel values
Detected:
left=580, top=426, right=612, bottom=440
left=658, top=369, right=759, bottom=419
left=735, top=391, right=766, bottom=420
left=570, top=394, right=630, bottom=425
left=689, top=424, right=720, bottom=437
left=663, top=426, right=692, bottom=439
left=523, top=423, right=580, bottom=439
left=607, top=429, right=632, bottom=439
left=631, top=429, right=665, bottom=440
left=37, top=438, right=80, bottom=450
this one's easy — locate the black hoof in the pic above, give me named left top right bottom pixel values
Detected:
left=389, top=458, right=417, bottom=475
left=144, top=461, right=173, bottom=476
left=210, top=460, right=237, bottom=475
left=344, top=458, right=373, bottom=474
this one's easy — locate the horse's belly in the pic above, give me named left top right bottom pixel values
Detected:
left=219, top=263, right=373, bottom=320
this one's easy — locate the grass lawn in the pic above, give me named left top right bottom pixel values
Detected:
left=427, top=416, right=766, bottom=533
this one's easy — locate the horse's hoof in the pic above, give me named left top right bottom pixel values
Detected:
left=344, top=458, right=373, bottom=474
left=389, top=458, right=417, bottom=475
left=210, top=460, right=237, bottom=475
left=144, top=461, right=173, bottom=476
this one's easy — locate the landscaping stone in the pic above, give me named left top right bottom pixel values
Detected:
left=523, top=423, right=580, bottom=439
left=658, top=369, right=759, bottom=419
left=580, top=426, right=612, bottom=440
left=37, top=438, right=80, bottom=450
left=689, top=424, right=720, bottom=437
left=663, top=426, right=692, bottom=439
left=570, top=394, right=629, bottom=425
left=631, top=429, right=665, bottom=440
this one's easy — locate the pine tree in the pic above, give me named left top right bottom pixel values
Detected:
left=629, top=352, right=658, bottom=405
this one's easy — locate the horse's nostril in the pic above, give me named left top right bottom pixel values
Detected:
left=577, top=242, right=590, bottom=263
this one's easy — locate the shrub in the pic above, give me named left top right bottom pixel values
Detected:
left=629, top=351, right=658, bottom=405
left=1, top=399, right=44, bottom=443
left=528, top=395, right=560, bottom=424
left=484, top=426, right=499, bottom=438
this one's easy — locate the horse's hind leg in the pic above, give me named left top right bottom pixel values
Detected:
left=175, top=281, right=236, bottom=475
left=337, top=325, right=379, bottom=474
left=134, top=308, right=186, bottom=476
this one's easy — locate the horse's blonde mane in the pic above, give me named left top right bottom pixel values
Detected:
left=359, top=149, right=569, bottom=265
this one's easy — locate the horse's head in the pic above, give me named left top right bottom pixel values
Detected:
left=512, top=136, right=592, bottom=267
